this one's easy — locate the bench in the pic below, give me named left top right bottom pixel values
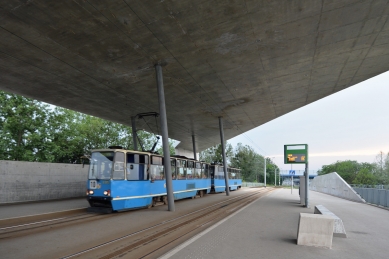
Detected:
left=314, top=205, right=347, bottom=238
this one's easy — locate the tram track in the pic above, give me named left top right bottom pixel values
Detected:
left=0, top=208, right=108, bottom=238
left=62, top=188, right=274, bottom=259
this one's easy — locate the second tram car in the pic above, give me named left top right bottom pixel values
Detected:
left=210, top=164, right=242, bottom=193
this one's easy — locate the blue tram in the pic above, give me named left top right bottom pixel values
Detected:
left=86, top=147, right=224, bottom=212
left=210, top=164, right=242, bottom=193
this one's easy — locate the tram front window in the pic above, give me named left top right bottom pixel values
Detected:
left=88, top=151, right=114, bottom=180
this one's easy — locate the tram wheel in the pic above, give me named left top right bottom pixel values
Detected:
left=162, top=196, right=168, bottom=205
left=199, top=190, right=204, bottom=197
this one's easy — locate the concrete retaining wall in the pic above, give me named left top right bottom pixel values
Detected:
left=353, top=187, right=389, bottom=207
left=309, top=172, right=365, bottom=203
left=0, top=160, right=88, bottom=203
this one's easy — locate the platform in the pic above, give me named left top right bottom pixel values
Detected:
left=161, top=188, right=389, bottom=259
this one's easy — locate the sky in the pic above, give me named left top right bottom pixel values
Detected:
left=228, top=71, right=389, bottom=172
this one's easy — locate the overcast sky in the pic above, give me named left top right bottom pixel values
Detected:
left=228, top=71, right=389, bottom=172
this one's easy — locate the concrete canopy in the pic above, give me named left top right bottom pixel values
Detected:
left=0, top=1, right=388, bottom=151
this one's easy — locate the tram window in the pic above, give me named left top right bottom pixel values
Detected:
left=89, top=152, right=114, bottom=180
left=194, top=162, right=201, bottom=179
left=150, top=164, right=164, bottom=180
left=228, top=168, right=233, bottom=179
left=171, top=159, right=176, bottom=180
left=177, top=159, right=186, bottom=179
left=187, top=161, right=193, bottom=179
left=151, top=156, right=163, bottom=165
left=218, top=166, right=224, bottom=179
left=113, top=152, right=125, bottom=180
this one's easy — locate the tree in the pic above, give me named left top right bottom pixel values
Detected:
left=265, top=157, right=279, bottom=185
left=156, top=139, right=176, bottom=156
left=372, top=151, right=389, bottom=185
left=0, top=90, right=169, bottom=163
left=352, top=167, right=378, bottom=185
left=199, top=143, right=233, bottom=164
left=318, top=160, right=379, bottom=185
left=230, top=143, right=265, bottom=182
left=0, top=91, right=51, bottom=161
left=318, top=160, right=361, bottom=183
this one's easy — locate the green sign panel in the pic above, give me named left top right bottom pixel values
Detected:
left=284, top=144, right=308, bottom=164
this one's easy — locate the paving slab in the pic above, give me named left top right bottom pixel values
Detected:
left=162, top=188, right=389, bottom=259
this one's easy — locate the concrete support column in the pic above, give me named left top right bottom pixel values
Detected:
left=192, top=135, right=197, bottom=160
left=218, top=116, right=230, bottom=196
left=131, top=116, right=138, bottom=151
left=155, top=64, right=175, bottom=211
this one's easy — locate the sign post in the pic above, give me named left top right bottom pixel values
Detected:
left=289, top=169, right=295, bottom=194
left=284, top=144, right=309, bottom=208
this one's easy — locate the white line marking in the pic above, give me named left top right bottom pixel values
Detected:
left=0, top=217, right=68, bottom=230
left=0, top=207, right=86, bottom=222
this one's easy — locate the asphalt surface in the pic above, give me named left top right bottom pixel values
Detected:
left=162, top=188, right=389, bottom=259
left=2, top=188, right=388, bottom=259
left=0, top=198, right=89, bottom=219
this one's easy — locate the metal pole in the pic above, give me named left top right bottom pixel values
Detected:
left=192, top=135, right=197, bottom=160
left=275, top=168, right=277, bottom=187
left=305, top=162, right=309, bottom=208
left=291, top=164, right=293, bottom=194
left=279, top=170, right=280, bottom=186
left=155, top=64, right=175, bottom=211
left=264, top=157, right=266, bottom=187
left=131, top=116, right=138, bottom=151
left=218, top=117, right=230, bottom=196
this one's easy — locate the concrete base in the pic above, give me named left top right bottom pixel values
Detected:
left=314, top=205, right=347, bottom=238
left=297, top=213, right=334, bottom=248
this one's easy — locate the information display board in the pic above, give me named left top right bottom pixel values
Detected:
left=284, top=144, right=308, bottom=164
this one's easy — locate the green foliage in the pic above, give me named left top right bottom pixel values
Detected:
left=352, top=168, right=378, bottom=185
left=0, top=91, right=166, bottom=163
left=230, top=143, right=263, bottom=182
left=199, top=143, right=233, bottom=164
left=0, top=92, right=51, bottom=161
left=156, top=140, right=176, bottom=156
left=317, top=157, right=389, bottom=185
left=318, top=160, right=361, bottom=183
left=373, top=151, right=389, bottom=185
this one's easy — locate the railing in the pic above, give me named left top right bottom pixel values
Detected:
left=352, top=186, right=389, bottom=208
left=242, top=182, right=265, bottom=187
left=350, top=184, right=389, bottom=190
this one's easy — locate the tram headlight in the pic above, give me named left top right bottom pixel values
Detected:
left=103, top=190, right=111, bottom=196
left=87, top=190, right=94, bottom=195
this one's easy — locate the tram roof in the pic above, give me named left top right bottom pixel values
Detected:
left=1, top=1, right=388, bottom=151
